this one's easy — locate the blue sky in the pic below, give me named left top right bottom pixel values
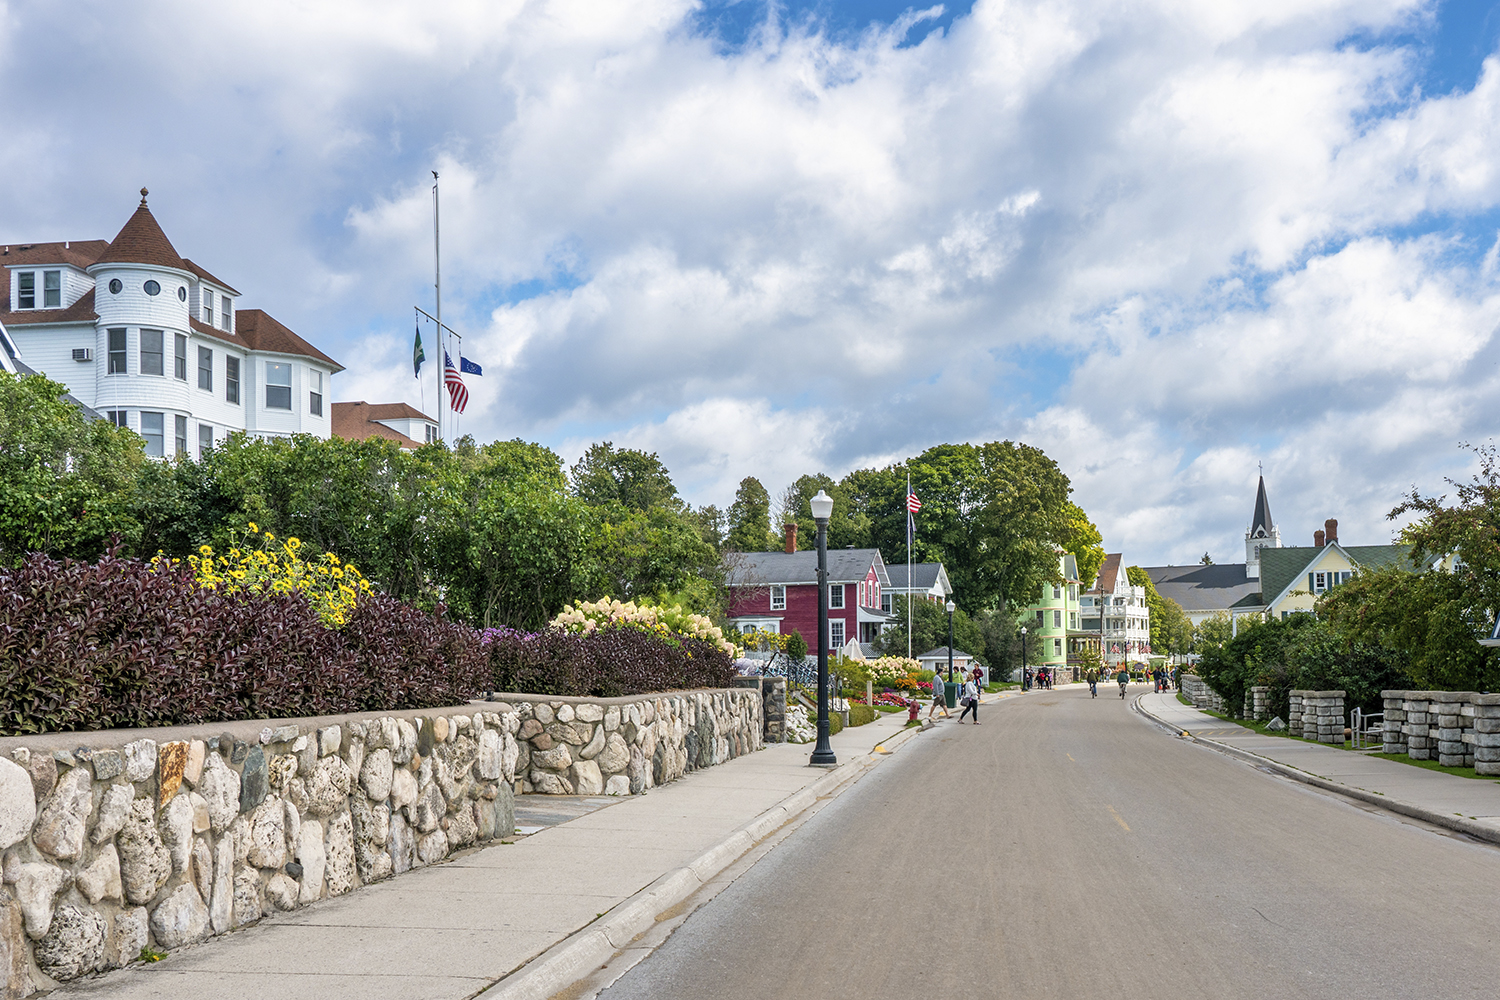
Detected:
left=2, top=0, right=1498, bottom=568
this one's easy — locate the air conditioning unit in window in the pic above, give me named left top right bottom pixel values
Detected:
left=72, top=348, right=92, bottom=362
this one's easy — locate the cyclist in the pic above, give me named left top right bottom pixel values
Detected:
left=1086, top=665, right=1098, bottom=698
left=1118, top=667, right=1129, bottom=699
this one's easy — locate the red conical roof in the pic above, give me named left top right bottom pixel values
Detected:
left=92, top=188, right=188, bottom=271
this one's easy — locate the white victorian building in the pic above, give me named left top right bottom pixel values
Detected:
left=1, top=189, right=340, bottom=456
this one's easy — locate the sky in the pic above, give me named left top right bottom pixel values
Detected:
left=3, top=0, right=1499, bottom=568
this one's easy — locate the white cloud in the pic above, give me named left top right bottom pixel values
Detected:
left=2, top=0, right=1498, bottom=567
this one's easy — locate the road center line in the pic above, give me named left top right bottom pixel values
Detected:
left=1107, top=805, right=1131, bottom=832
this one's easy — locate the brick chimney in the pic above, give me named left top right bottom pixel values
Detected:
left=1324, top=518, right=1338, bottom=545
left=1314, top=529, right=1325, bottom=548
left=783, top=523, right=798, bottom=554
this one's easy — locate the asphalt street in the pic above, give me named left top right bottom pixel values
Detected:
left=596, top=685, right=1500, bottom=999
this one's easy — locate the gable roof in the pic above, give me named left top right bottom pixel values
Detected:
left=729, top=548, right=891, bottom=587
left=885, top=562, right=951, bottom=594
left=916, top=647, right=976, bottom=661
left=1143, top=563, right=1261, bottom=614
left=360, top=401, right=434, bottom=422
left=1089, top=553, right=1124, bottom=594
left=91, top=193, right=188, bottom=271
left=1260, top=543, right=1414, bottom=608
left=331, top=401, right=432, bottom=449
left=233, top=309, right=342, bottom=371
left=182, top=259, right=240, bottom=295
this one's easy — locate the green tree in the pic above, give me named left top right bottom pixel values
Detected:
left=570, top=441, right=680, bottom=512
left=587, top=506, right=717, bottom=602
left=1127, top=565, right=1194, bottom=658
left=779, top=473, right=871, bottom=551
left=726, top=476, right=774, bottom=552
left=1059, top=502, right=1106, bottom=589
left=0, top=372, right=144, bottom=563
left=875, top=594, right=985, bottom=663
left=1393, top=441, right=1500, bottom=634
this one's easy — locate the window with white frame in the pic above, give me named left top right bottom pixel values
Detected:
left=308, top=370, right=323, bottom=416
left=881, top=592, right=891, bottom=613
left=140, top=330, right=164, bottom=376
left=1070, top=613, right=1078, bottom=629
left=140, top=412, right=164, bottom=457
left=829, top=619, right=845, bottom=649
left=107, top=328, right=127, bottom=374
left=225, top=356, right=240, bottom=404
left=43, top=270, right=60, bottom=308
left=1053, top=610, right=1062, bottom=628
left=1053, top=585, right=1062, bottom=599
left=199, top=423, right=213, bottom=456
left=174, top=334, right=187, bottom=380
left=106, top=410, right=127, bottom=428
left=202, top=289, right=214, bottom=326
left=425, top=424, right=437, bottom=444
left=174, top=415, right=188, bottom=456
left=830, top=584, right=844, bottom=609
left=198, top=347, right=213, bottom=390
left=221, top=297, right=231, bottom=332
left=1054, top=638, right=1062, bottom=656
left=265, top=362, right=292, bottom=410
left=770, top=585, right=786, bottom=611
left=16, top=272, right=34, bottom=309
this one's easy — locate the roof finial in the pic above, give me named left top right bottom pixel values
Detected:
left=139, top=187, right=149, bottom=205
left=1258, top=460, right=1263, bottom=476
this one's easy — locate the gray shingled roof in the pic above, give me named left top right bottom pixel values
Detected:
left=728, top=548, right=890, bottom=586
left=1143, top=563, right=1262, bottom=614
left=885, top=563, right=946, bottom=591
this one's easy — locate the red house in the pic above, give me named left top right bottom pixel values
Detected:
left=726, top=526, right=892, bottom=657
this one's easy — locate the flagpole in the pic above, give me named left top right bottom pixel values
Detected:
left=907, top=470, right=913, bottom=661
left=433, top=171, right=442, bottom=444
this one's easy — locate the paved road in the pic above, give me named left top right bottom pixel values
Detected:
left=597, top=685, right=1500, bottom=999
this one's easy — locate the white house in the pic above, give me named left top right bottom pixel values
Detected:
left=1080, top=553, right=1151, bottom=666
left=1, top=189, right=340, bottom=456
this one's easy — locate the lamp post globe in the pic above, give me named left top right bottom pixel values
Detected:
left=945, top=599, right=956, bottom=683
left=809, top=490, right=836, bottom=766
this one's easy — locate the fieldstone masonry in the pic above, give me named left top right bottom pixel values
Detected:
left=1294, top=691, right=1346, bottom=744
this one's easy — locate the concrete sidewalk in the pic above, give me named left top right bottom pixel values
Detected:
left=1138, top=691, right=1500, bottom=842
left=59, top=706, right=925, bottom=1000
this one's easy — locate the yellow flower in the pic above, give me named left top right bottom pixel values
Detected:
left=248, top=522, right=258, bottom=532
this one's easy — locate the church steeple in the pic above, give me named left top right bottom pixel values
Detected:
left=1245, top=474, right=1280, bottom=580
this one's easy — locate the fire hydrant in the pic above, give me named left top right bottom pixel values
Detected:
left=907, top=698, right=920, bottom=724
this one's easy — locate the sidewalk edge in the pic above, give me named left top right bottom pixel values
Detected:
left=1134, top=696, right=1500, bottom=848
left=479, top=721, right=924, bottom=1000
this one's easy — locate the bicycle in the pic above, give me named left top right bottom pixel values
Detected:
left=1118, top=680, right=1128, bottom=700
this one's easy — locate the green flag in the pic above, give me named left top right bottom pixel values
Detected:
left=413, top=322, right=426, bottom=378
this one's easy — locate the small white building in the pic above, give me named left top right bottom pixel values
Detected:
left=1, top=190, right=340, bottom=455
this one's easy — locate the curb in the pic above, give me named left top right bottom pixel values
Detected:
left=480, top=720, right=925, bottom=1000
left=1133, top=696, right=1500, bottom=849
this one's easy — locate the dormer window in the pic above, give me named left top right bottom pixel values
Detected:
left=43, top=271, right=60, bottom=308
left=221, top=298, right=231, bottom=332
left=202, top=290, right=214, bottom=326
left=16, top=272, right=34, bottom=309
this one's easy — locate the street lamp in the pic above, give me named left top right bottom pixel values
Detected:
left=809, top=489, right=836, bottom=767
left=945, top=599, right=956, bottom=685
left=1020, top=625, right=1028, bottom=690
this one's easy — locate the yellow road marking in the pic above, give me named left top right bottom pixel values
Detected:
left=1066, top=754, right=1075, bottom=762
left=1107, top=805, right=1130, bottom=832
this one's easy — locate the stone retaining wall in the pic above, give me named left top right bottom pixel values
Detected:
left=487, top=689, right=763, bottom=795
left=1382, top=690, right=1499, bottom=773
left=0, top=687, right=760, bottom=997
left=1295, top=690, right=1346, bottom=744
left=1180, top=675, right=1225, bottom=713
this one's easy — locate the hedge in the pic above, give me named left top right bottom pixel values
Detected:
left=482, top=624, right=737, bottom=698
left=0, top=551, right=487, bottom=736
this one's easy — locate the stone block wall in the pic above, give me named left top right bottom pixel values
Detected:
left=1180, top=676, right=1224, bottom=713
left=0, top=709, right=520, bottom=998
left=1383, top=691, right=1500, bottom=774
left=1251, top=686, right=1269, bottom=721
left=1293, top=690, right=1345, bottom=744
left=1288, top=692, right=1304, bottom=737
left=489, top=689, right=763, bottom=795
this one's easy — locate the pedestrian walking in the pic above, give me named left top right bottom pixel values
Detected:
left=958, top=674, right=980, bottom=724
left=928, top=672, right=950, bottom=720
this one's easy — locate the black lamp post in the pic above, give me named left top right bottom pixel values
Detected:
left=1020, top=625, right=1028, bottom=690
left=945, top=599, right=955, bottom=684
left=809, top=489, right=837, bottom=767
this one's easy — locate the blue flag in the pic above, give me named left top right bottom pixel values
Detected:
left=413, top=323, right=425, bottom=378
left=460, top=356, right=482, bottom=376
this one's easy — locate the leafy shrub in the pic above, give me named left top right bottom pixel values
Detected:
left=483, top=624, right=737, bottom=698
left=847, top=703, right=876, bottom=727
left=551, top=597, right=738, bottom=657
left=0, top=549, right=486, bottom=736
left=188, top=524, right=373, bottom=627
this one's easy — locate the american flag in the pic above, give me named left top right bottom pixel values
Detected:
left=444, top=351, right=468, bottom=413
left=906, top=493, right=922, bottom=513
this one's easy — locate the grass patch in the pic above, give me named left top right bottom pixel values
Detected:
left=1369, top=752, right=1500, bottom=782
left=1177, top=692, right=1193, bottom=707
